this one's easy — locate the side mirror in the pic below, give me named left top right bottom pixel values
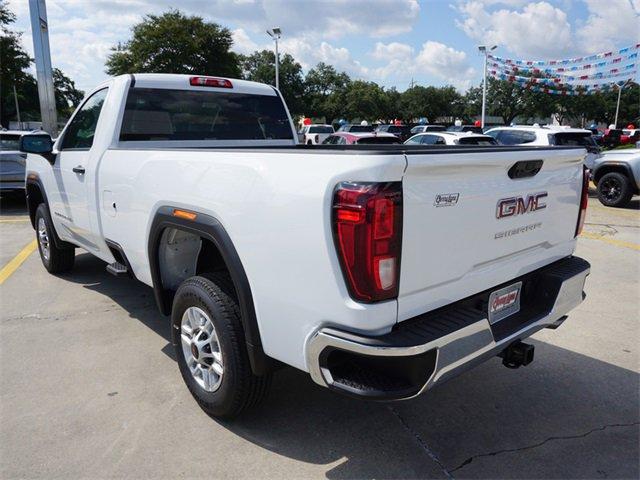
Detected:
left=20, top=133, right=55, bottom=164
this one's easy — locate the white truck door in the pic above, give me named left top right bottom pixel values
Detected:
left=52, top=88, right=109, bottom=253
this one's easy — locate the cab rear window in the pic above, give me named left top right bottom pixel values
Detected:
left=119, top=88, right=293, bottom=141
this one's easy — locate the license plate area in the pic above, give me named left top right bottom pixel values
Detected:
left=488, top=281, right=522, bottom=324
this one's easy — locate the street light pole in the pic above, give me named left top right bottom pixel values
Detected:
left=29, top=0, right=58, bottom=135
left=478, top=45, right=497, bottom=129
left=266, top=28, right=282, bottom=91
left=614, top=80, right=630, bottom=128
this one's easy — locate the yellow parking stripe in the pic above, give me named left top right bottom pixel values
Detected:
left=580, top=232, right=640, bottom=251
left=0, top=217, right=30, bottom=223
left=0, top=240, right=38, bottom=285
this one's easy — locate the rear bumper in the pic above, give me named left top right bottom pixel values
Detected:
left=306, top=256, right=590, bottom=400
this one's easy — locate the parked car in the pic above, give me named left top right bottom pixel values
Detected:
left=404, top=132, right=498, bottom=146
left=621, top=129, right=640, bottom=145
left=447, top=124, right=483, bottom=134
left=410, top=125, right=446, bottom=135
left=601, top=128, right=623, bottom=148
left=0, top=130, right=27, bottom=192
left=485, top=126, right=601, bottom=169
left=336, top=124, right=374, bottom=133
left=21, top=73, right=590, bottom=418
left=299, top=124, right=334, bottom=145
left=591, top=145, right=640, bottom=207
left=322, top=131, right=401, bottom=145
left=375, top=124, right=412, bottom=142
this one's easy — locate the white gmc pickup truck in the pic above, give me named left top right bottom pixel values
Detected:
left=21, top=74, right=590, bottom=418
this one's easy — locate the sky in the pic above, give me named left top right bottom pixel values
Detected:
left=6, top=0, right=640, bottom=94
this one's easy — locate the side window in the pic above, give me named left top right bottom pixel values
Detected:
left=519, top=131, right=537, bottom=144
left=61, top=89, right=108, bottom=150
left=420, top=135, right=436, bottom=145
left=485, top=130, right=499, bottom=139
left=434, top=136, right=446, bottom=145
left=336, top=136, right=347, bottom=145
left=497, top=130, right=521, bottom=145
left=405, top=136, right=421, bottom=144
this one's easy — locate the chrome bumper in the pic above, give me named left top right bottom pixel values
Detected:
left=306, top=256, right=590, bottom=400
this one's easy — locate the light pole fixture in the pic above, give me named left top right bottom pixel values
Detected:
left=479, top=44, right=497, bottom=129
left=613, top=79, right=632, bottom=128
left=266, top=27, right=282, bottom=91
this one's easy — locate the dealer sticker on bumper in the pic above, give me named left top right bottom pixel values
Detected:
left=488, top=281, right=522, bottom=324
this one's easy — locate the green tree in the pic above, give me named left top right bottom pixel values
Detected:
left=105, top=10, right=240, bottom=78
left=53, top=68, right=84, bottom=118
left=239, top=50, right=305, bottom=114
left=303, top=62, right=350, bottom=122
left=341, top=80, right=388, bottom=121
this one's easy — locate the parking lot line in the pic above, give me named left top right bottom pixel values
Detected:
left=581, top=232, right=640, bottom=251
left=0, top=240, right=37, bottom=285
left=0, top=217, right=30, bottom=223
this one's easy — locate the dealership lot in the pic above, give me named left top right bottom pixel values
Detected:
left=1, top=193, right=638, bottom=479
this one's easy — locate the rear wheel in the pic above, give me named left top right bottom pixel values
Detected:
left=171, top=273, right=271, bottom=418
left=597, top=172, right=633, bottom=207
left=35, top=203, right=75, bottom=274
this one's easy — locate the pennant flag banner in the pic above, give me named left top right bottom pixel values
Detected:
left=487, top=44, right=638, bottom=95
left=488, top=43, right=639, bottom=67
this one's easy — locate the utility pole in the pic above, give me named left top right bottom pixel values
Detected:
left=266, top=27, right=282, bottom=91
left=29, top=0, right=58, bottom=136
left=478, top=44, right=497, bottom=129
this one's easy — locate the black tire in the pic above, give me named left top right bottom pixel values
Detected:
left=597, top=172, right=633, bottom=208
left=34, top=203, right=75, bottom=274
left=171, top=272, right=271, bottom=418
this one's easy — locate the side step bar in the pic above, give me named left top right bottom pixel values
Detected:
left=106, top=261, right=128, bottom=277
left=104, top=239, right=134, bottom=279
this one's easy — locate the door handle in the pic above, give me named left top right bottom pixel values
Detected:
left=72, top=166, right=85, bottom=174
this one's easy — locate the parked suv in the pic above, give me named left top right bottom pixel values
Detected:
left=299, top=124, right=334, bottom=145
left=375, top=124, right=412, bottom=142
left=485, top=126, right=601, bottom=168
left=591, top=145, right=640, bottom=207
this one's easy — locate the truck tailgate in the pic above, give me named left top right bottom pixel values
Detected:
left=398, top=147, right=585, bottom=321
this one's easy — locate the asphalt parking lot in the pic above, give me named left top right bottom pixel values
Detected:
left=1, top=191, right=638, bottom=479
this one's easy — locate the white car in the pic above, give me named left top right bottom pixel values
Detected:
left=21, top=73, right=590, bottom=418
left=299, top=124, right=334, bottom=144
left=404, top=131, right=498, bottom=146
left=485, top=126, right=601, bottom=168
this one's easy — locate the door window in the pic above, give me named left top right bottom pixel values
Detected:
left=60, top=89, right=108, bottom=150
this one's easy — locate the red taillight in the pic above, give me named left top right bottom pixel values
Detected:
left=332, top=182, right=402, bottom=302
left=575, top=165, right=589, bottom=236
left=189, top=76, right=233, bottom=88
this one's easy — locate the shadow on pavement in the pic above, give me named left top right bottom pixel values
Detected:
left=0, top=191, right=28, bottom=216
left=63, top=252, right=639, bottom=479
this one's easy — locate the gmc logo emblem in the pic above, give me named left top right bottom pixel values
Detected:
left=496, top=192, right=547, bottom=219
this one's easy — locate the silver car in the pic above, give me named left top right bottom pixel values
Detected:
left=0, top=131, right=27, bottom=192
left=592, top=144, right=640, bottom=207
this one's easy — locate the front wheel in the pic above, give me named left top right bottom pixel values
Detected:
left=597, top=172, right=633, bottom=208
left=35, top=203, right=75, bottom=274
left=171, top=273, right=271, bottom=418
